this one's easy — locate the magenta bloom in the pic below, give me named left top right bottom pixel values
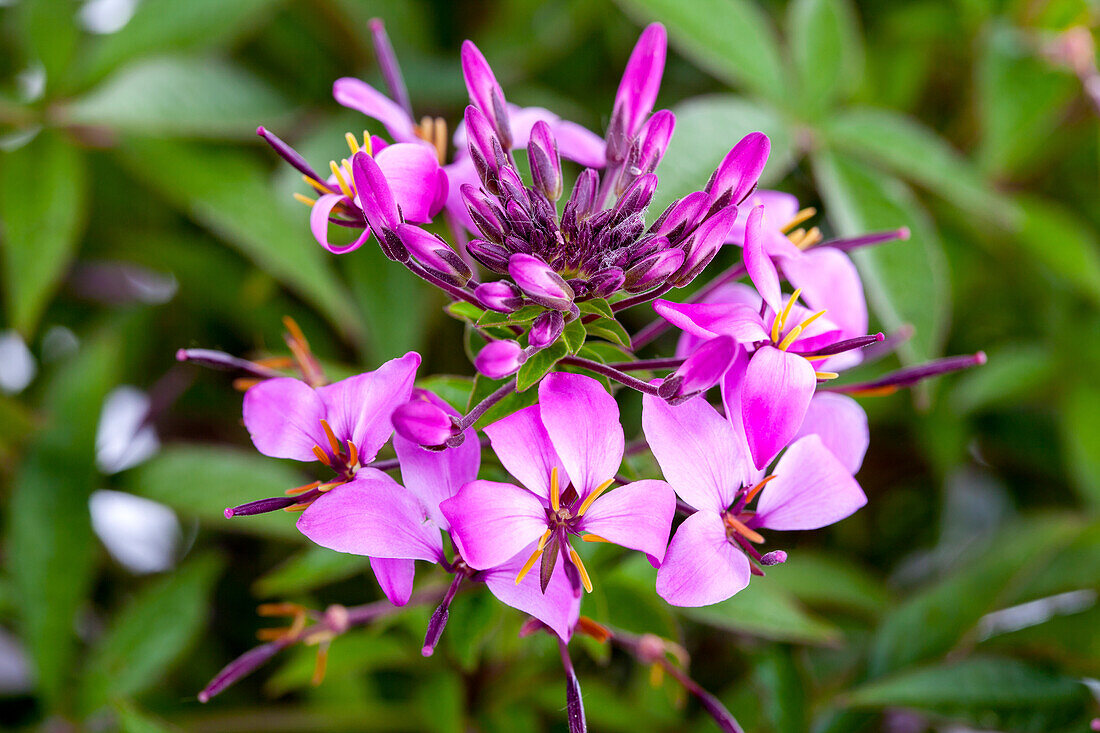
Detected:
left=441, top=373, right=675, bottom=595
left=242, top=352, right=420, bottom=475
left=642, top=393, right=866, bottom=606
left=297, top=392, right=580, bottom=637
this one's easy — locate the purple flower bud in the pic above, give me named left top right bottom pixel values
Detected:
left=466, top=239, right=510, bottom=272
left=623, top=246, right=683, bottom=293
left=651, top=190, right=713, bottom=244
left=529, top=311, right=565, bottom=349
left=461, top=184, right=505, bottom=243
left=616, top=110, right=675, bottom=194
left=611, top=173, right=657, bottom=224
left=397, top=224, right=473, bottom=285
left=705, top=132, right=770, bottom=207
left=475, top=280, right=524, bottom=312
left=528, top=120, right=563, bottom=201
left=392, top=393, right=459, bottom=448
left=760, top=550, right=787, bottom=566
left=461, top=41, right=513, bottom=148
left=464, top=105, right=507, bottom=191
left=351, top=151, right=401, bottom=236
left=588, top=267, right=626, bottom=298
left=256, top=126, right=327, bottom=186
left=497, top=166, right=528, bottom=205
left=659, top=336, right=736, bottom=403
left=565, top=168, right=600, bottom=222
left=671, top=204, right=739, bottom=287
left=474, top=339, right=527, bottom=379
left=508, top=254, right=575, bottom=310
left=199, top=641, right=286, bottom=703
left=378, top=226, right=409, bottom=263
left=607, top=23, right=667, bottom=164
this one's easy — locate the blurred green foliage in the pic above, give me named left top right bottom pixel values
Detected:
left=1, top=0, right=1098, bottom=730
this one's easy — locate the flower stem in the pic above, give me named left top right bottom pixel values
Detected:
left=605, top=357, right=684, bottom=371
left=457, top=377, right=517, bottom=429
left=558, top=356, right=661, bottom=396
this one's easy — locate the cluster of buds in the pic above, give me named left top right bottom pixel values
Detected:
left=185, top=19, right=988, bottom=733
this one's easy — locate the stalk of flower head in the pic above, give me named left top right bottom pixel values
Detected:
left=179, top=19, right=991, bottom=733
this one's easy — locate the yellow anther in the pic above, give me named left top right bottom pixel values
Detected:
left=805, top=354, right=829, bottom=362
left=798, top=226, right=823, bottom=249
left=582, top=534, right=610, bottom=543
left=724, top=515, right=765, bottom=544
left=778, top=324, right=803, bottom=351
left=569, top=547, right=593, bottom=593
left=312, top=445, right=332, bottom=466
left=782, top=207, right=816, bottom=234
left=514, top=546, right=544, bottom=585
left=363, top=130, right=372, bottom=155
left=285, top=480, right=322, bottom=496
left=537, top=528, right=554, bottom=551
left=576, top=478, right=615, bottom=517
left=283, top=502, right=311, bottom=513
left=293, top=192, right=316, bottom=207
left=799, top=309, right=828, bottom=333
left=815, top=371, right=840, bottom=380
left=345, top=132, right=360, bottom=154
left=346, top=440, right=359, bottom=468
left=302, top=175, right=330, bottom=195
left=772, top=289, right=802, bottom=343
left=550, top=466, right=561, bottom=512
left=743, top=475, right=776, bottom=505
left=329, top=160, right=354, bottom=200
left=786, top=228, right=807, bottom=248
left=319, top=419, right=343, bottom=457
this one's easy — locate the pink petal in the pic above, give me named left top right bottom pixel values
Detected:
left=613, top=23, right=667, bottom=137
left=375, top=143, right=446, bottom=224
left=370, top=557, right=415, bottom=606
left=309, top=193, right=372, bottom=254
left=654, top=300, right=768, bottom=344
left=553, top=119, right=606, bottom=168
left=538, top=372, right=624, bottom=499
left=741, top=346, right=816, bottom=470
left=480, top=542, right=581, bottom=640
left=394, top=394, right=481, bottom=530
left=743, top=205, right=782, bottom=313
left=483, top=404, right=567, bottom=500
left=642, top=392, right=748, bottom=513
left=719, top=346, right=761, bottom=485
left=333, top=78, right=419, bottom=144
left=296, top=472, right=444, bottom=562
left=709, top=132, right=770, bottom=204
left=442, top=155, right=480, bottom=232
left=439, top=480, right=548, bottom=570
left=351, top=151, right=400, bottom=233
left=726, top=190, right=801, bottom=254
left=318, top=352, right=420, bottom=462
left=655, top=510, right=750, bottom=607
left=579, top=479, right=676, bottom=563
left=793, top=393, right=868, bottom=475
left=782, top=246, right=868, bottom=337
left=755, top=434, right=867, bottom=530
left=242, top=377, right=327, bottom=461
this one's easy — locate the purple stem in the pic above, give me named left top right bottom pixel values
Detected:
left=824, top=352, right=987, bottom=394
left=422, top=574, right=464, bottom=657
left=404, top=259, right=482, bottom=307
left=605, top=357, right=685, bottom=371
left=611, top=282, right=674, bottom=313
left=559, top=639, right=587, bottom=733
left=816, top=227, right=909, bottom=253
left=175, top=348, right=285, bottom=380
left=457, top=378, right=517, bottom=429
left=630, top=262, right=748, bottom=350
left=558, top=356, right=661, bottom=396
left=368, top=18, right=413, bottom=118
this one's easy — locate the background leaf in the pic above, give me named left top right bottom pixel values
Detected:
left=787, top=0, right=864, bottom=114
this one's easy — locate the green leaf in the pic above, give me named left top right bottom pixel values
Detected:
left=753, top=646, right=807, bottom=733
left=584, top=317, right=632, bottom=349
left=254, top=545, right=371, bottom=597
left=846, top=657, right=1089, bottom=731
left=7, top=329, right=122, bottom=707
left=562, top=317, right=586, bottom=354
left=821, top=107, right=1015, bottom=226
left=266, top=628, right=414, bottom=696
left=787, top=0, right=864, bottom=114
left=1011, top=195, right=1100, bottom=307
left=650, top=96, right=794, bottom=215
left=869, top=515, right=1082, bottom=675
left=578, top=298, right=614, bottom=320
left=516, top=340, right=569, bottom=391
left=1061, top=382, right=1100, bottom=510
left=346, top=241, right=435, bottom=360
left=0, top=132, right=87, bottom=335
left=445, top=300, right=487, bottom=324
left=476, top=304, right=544, bottom=327
left=115, top=139, right=363, bottom=346
left=80, top=0, right=284, bottom=84
left=812, top=150, right=950, bottom=363
left=79, top=554, right=224, bottom=713
left=977, top=23, right=1077, bottom=177
left=123, top=445, right=312, bottom=540
left=20, top=0, right=78, bottom=93
left=682, top=579, right=841, bottom=645
left=65, top=57, right=293, bottom=139
left=614, top=0, right=787, bottom=101
left=949, top=344, right=1055, bottom=415
left=761, top=551, right=890, bottom=617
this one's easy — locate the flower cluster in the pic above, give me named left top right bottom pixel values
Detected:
left=184, top=19, right=986, bottom=731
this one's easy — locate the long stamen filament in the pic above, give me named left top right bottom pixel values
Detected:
left=537, top=528, right=554, bottom=551
left=772, top=288, right=803, bottom=343
left=293, top=192, right=316, bottom=207
left=550, top=466, right=561, bottom=512
left=568, top=548, right=593, bottom=593
left=743, top=475, right=776, bottom=505
left=799, top=309, right=828, bottom=331
left=778, top=324, right=803, bottom=351
left=319, top=419, right=343, bottom=457
left=329, top=160, right=354, bottom=200
left=582, top=534, right=610, bottom=543
left=576, top=478, right=615, bottom=516
left=725, top=515, right=765, bottom=544
left=514, top=546, right=544, bottom=585
left=311, top=446, right=332, bottom=466
left=302, top=175, right=329, bottom=195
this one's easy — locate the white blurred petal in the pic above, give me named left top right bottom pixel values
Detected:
left=0, top=331, right=36, bottom=394
left=977, top=589, right=1096, bottom=640
left=0, top=629, right=32, bottom=694
left=90, top=490, right=181, bottom=574
left=96, top=386, right=160, bottom=474
left=80, top=0, right=139, bottom=34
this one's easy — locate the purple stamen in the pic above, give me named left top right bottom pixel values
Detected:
left=818, top=227, right=910, bottom=252
left=368, top=18, right=413, bottom=118
left=198, top=641, right=287, bottom=703
left=826, top=352, right=987, bottom=394
left=175, top=348, right=285, bottom=380
left=256, top=126, right=329, bottom=187
left=422, top=574, right=464, bottom=657
left=793, top=333, right=885, bottom=358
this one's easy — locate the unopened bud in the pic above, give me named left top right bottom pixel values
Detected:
left=623, top=246, right=683, bottom=293
left=461, top=184, right=505, bottom=243
left=508, top=254, right=574, bottom=310
left=397, top=224, right=472, bottom=285
left=760, top=550, right=787, bottom=566
left=660, top=336, right=736, bottom=403
left=671, top=204, right=738, bottom=287
left=705, top=132, right=770, bottom=208
left=461, top=41, right=513, bottom=147
left=475, top=280, right=524, bottom=312
left=651, top=190, right=712, bottom=245
left=529, top=311, right=565, bottom=349
left=474, top=339, right=527, bottom=379
left=466, top=239, right=510, bottom=272
left=528, top=120, right=563, bottom=201
left=392, top=395, right=458, bottom=448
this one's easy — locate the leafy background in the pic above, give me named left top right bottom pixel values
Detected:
left=1, top=0, right=1099, bottom=730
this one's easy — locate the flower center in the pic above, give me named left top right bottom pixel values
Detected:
left=309, top=418, right=361, bottom=481
left=766, top=289, right=839, bottom=381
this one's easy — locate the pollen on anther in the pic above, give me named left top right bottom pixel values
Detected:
left=577, top=478, right=615, bottom=516
left=344, top=132, right=360, bottom=154
left=743, top=475, right=776, bottom=505
left=514, top=546, right=543, bottom=585
left=293, top=192, right=317, bottom=207
left=781, top=207, right=817, bottom=234
left=568, top=548, right=593, bottom=593
left=319, top=419, right=343, bottom=457
left=725, top=514, right=765, bottom=544
left=581, top=534, right=610, bottom=543
left=815, top=371, right=840, bottom=380
left=329, top=160, right=354, bottom=200
left=550, top=466, right=561, bottom=512
left=311, top=445, right=332, bottom=466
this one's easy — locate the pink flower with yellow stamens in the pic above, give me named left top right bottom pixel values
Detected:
left=441, top=372, right=676, bottom=595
